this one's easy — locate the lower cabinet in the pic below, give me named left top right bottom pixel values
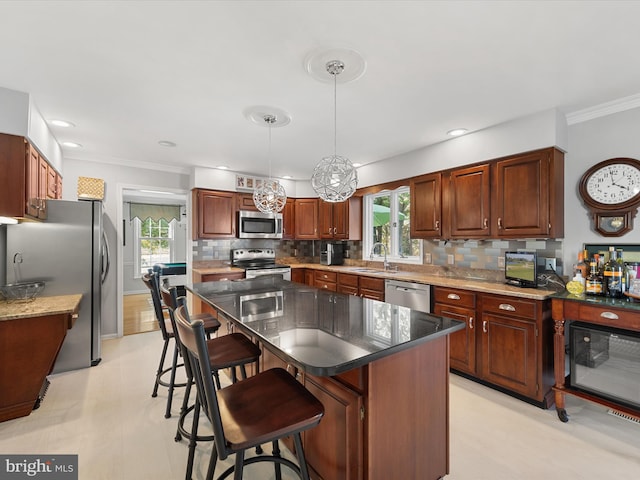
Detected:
left=291, top=268, right=306, bottom=284
left=434, top=286, right=554, bottom=406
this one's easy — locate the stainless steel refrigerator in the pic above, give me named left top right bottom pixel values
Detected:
left=6, top=199, right=110, bottom=373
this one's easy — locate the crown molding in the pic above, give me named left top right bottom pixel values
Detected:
left=566, top=93, right=640, bottom=125
left=64, top=155, right=191, bottom=175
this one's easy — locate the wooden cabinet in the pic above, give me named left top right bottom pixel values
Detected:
left=446, top=164, right=491, bottom=238
left=337, top=273, right=359, bottom=296
left=318, top=197, right=362, bottom=240
left=410, top=172, right=442, bottom=238
left=305, top=269, right=315, bottom=286
left=304, top=373, right=364, bottom=480
left=294, top=198, right=319, bottom=239
left=314, top=270, right=337, bottom=291
left=0, top=134, right=59, bottom=220
left=410, top=147, right=564, bottom=240
left=193, top=189, right=237, bottom=239
left=433, top=287, right=477, bottom=374
left=492, top=147, right=564, bottom=238
left=282, top=200, right=295, bottom=239
left=358, top=276, right=384, bottom=301
left=435, top=286, right=554, bottom=406
left=291, top=268, right=306, bottom=284
left=236, top=193, right=259, bottom=211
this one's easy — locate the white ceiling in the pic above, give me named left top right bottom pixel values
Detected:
left=2, top=1, right=640, bottom=181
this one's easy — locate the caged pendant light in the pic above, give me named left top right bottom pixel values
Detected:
left=311, top=59, right=358, bottom=203
left=253, top=114, right=287, bottom=213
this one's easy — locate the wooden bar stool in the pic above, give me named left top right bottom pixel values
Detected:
left=163, top=287, right=262, bottom=479
left=174, top=302, right=324, bottom=480
left=143, top=271, right=220, bottom=419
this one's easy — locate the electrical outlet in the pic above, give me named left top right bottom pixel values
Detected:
left=425, top=253, right=432, bottom=264
left=447, top=254, right=455, bottom=265
left=545, top=258, right=557, bottom=271
left=498, top=256, right=505, bottom=268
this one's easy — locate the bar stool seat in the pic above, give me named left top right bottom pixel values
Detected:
left=175, top=302, right=324, bottom=480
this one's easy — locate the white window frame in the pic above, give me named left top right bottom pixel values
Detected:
left=133, top=217, right=176, bottom=278
left=363, top=187, right=422, bottom=265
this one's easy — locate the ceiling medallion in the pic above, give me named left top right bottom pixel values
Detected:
left=311, top=58, right=359, bottom=203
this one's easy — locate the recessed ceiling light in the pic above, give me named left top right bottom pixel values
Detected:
left=217, top=166, right=229, bottom=170
left=282, top=175, right=292, bottom=180
left=158, top=140, right=177, bottom=147
left=447, top=128, right=468, bottom=137
left=62, top=141, right=82, bottom=148
left=51, top=119, right=75, bottom=128
left=352, top=163, right=362, bottom=168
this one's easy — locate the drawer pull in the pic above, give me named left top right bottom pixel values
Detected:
left=600, top=311, right=619, bottom=320
left=482, top=320, right=488, bottom=333
left=499, top=303, right=515, bottom=311
left=469, top=317, right=474, bottom=329
left=447, top=293, right=461, bottom=300
left=71, top=313, right=79, bottom=319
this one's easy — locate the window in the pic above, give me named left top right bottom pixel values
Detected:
left=135, top=217, right=175, bottom=276
left=363, top=186, right=422, bottom=264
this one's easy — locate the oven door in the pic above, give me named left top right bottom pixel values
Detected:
left=245, top=267, right=291, bottom=281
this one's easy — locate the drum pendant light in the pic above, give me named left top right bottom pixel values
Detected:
left=311, top=60, right=358, bottom=203
left=253, top=114, right=287, bottom=213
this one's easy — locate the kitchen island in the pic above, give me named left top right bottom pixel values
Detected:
left=0, top=294, right=81, bottom=422
left=188, top=276, right=464, bottom=480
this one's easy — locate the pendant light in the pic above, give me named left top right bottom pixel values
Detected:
left=253, top=114, right=287, bottom=213
left=311, top=59, right=358, bottom=203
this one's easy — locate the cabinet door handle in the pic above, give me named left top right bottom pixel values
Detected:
left=600, top=311, right=619, bottom=320
left=447, top=293, right=461, bottom=300
left=334, top=227, right=337, bottom=234
left=499, top=303, right=515, bottom=311
left=435, top=220, right=440, bottom=230
left=483, top=218, right=488, bottom=229
left=469, top=317, right=474, bottom=329
left=497, top=217, right=503, bottom=229
left=482, top=320, right=488, bottom=333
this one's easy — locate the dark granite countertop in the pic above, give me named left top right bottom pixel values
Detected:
left=188, top=276, right=465, bottom=376
left=552, top=290, right=640, bottom=312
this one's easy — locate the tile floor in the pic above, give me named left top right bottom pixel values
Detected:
left=0, top=331, right=638, bottom=480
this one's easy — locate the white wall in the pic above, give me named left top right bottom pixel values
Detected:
left=62, top=158, right=190, bottom=337
left=564, top=107, right=640, bottom=268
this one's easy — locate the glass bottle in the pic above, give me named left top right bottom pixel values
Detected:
left=616, top=248, right=629, bottom=295
left=603, top=247, right=624, bottom=298
left=576, top=250, right=588, bottom=279
left=585, top=259, right=603, bottom=296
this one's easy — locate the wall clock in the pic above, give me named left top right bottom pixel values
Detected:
left=578, top=158, right=640, bottom=236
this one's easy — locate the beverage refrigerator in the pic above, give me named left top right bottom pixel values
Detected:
left=5, top=199, right=110, bottom=373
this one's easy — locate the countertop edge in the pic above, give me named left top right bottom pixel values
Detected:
left=0, top=294, right=82, bottom=321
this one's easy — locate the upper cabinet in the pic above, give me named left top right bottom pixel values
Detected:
left=411, top=147, right=564, bottom=240
left=282, top=200, right=295, bottom=240
left=236, top=193, right=259, bottom=212
left=193, top=189, right=237, bottom=239
left=410, top=172, right=442, bottom=238
left=492, top=148, right=564, bottom=238
left=318, top=197, right=362, bottom=240
left=0, top=133, right=61, bottom=221
left=294, top=198, right=319, bottom=239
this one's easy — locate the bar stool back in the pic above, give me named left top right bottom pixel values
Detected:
left=175, top=303, right=324, bottom=480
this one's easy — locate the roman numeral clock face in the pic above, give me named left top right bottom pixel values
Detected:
left=579, top=158, right=640, bottom=236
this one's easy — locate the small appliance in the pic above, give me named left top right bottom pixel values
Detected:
left=320, top=242, right=344, bottom=266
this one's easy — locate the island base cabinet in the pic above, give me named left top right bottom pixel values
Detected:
left=367, top=335, right=449, bottom=480
left=303, top=374, right=364, bottom=480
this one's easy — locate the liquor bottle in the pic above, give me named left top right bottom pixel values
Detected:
left=616, top=248, right=629, bottom=294
left=585, top=259, right=603, bottom=296
left=576, top=250, right=588, bottom=279
left=603, top=247, right=624, bottom=298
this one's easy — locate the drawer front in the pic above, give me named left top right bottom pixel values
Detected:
left=482, top=295, right=536, bottom=319
left=433, top=287, right=476, bottom=308
left=576, top=303, right=640, bottom=330
left=315, top=280, right=337, bottom=291
left=315, top=270, right=337, bottom=283
left=201, top=272, right=245, bottom=282
left=359, top=276, right=384, bottom=292
left=338, top=273, right=359, bottom=288
left=338, top=285, right=359, bottom=296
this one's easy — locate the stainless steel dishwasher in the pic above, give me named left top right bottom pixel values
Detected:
left=384, top=279, right=431, bottom=313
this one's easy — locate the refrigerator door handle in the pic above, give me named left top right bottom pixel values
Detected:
left=101, top=232, right=111, bottom=284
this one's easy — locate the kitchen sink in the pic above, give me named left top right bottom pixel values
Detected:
left=348, top=268, right=398, bottom=274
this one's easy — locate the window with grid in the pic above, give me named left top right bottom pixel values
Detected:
left=363, top=186, right=422, bottom=264
left=135, top=217, right=174, bottom=276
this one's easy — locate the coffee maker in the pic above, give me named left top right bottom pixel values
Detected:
left=320, top=242, right=344, bottom=266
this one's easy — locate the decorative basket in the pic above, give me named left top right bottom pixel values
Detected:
left=0, top=282, right=45, bottom=302
left=77, top=176, right=105, bottom=200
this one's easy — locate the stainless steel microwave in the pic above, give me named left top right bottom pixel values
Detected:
left=238, top=210, right=283, bottom=239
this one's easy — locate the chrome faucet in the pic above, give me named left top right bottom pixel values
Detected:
left=370, top=242, right=389, bottom=271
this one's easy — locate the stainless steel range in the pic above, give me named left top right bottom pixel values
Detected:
left=231, top=248, right=291, bottom=281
